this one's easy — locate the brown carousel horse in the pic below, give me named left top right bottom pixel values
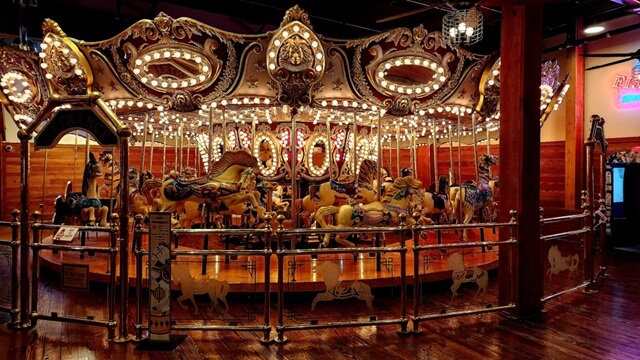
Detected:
left=450, top=154, right=499, bottom=241
left=53, top=152, right=109, bottom=226
left=97, top=149, right=120, bottom=200
left=126, top=168, right=152, bottom=217
left=299, top=159, right=380, bottom=227
left=155, top=150, right=267, bottom=227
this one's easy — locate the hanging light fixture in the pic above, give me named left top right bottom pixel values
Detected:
left=442, top=1, right=483, bottom=46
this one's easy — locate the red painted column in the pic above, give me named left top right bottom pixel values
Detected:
left=498, top=4, right=544, bottom=317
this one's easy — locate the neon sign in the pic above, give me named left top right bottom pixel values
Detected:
left=613, top=75, right=640, bottom=108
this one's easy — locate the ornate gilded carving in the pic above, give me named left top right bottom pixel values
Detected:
left=40, top=33, right=93, bottom=96
left=280, top=5, right=313, bottom=29
left=266, top=9, right=324, bottom=107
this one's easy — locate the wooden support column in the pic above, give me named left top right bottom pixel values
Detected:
left=498, top=4, right=543, bottom=317
left=564, top=42, right=585, bottom=209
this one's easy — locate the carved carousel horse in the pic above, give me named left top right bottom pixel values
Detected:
left=314, top=175, right=434, bottom=247
left=173, top=263, right=229, bottom=315
left=156, top=151, right=268, bottom=228
left=451, top=154, right=499, bottom=241
left=424, top=175, right=453, bottom=223
left=126, top=168, right=152, bottom=217
left=447, top=252, right=488, bottom=301
left=547, top=245, right=579, bottom=280
left=97, top=149, right=121, bottom=200
left=53, top=153, right=109, bottom=226
left=299, top=159, right=379, bottom=227
left=311, top=261, right=373, bottom=311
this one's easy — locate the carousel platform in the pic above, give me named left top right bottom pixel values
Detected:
left=38, top=227, right=500, bottom=292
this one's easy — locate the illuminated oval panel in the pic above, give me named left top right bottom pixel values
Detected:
left=372, top=55, right=448, bottom=97
left=130, top=46, right=220, bottom=93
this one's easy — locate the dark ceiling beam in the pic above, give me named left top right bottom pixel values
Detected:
left=543, top=20, right=640, bottom=53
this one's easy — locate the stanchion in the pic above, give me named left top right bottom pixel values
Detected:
left=8, top=210, right=21, bottom=327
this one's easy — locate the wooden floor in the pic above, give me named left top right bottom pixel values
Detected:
left=1, top=248, right=639, bottom=359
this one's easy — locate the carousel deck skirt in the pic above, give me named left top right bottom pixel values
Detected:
left=38, top=227, right=500, bottom=292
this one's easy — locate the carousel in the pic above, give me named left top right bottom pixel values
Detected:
left=0, top=5, right=585, bottom=343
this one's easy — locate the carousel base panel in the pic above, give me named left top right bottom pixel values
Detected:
left=38, top=228, right=499, bottom=292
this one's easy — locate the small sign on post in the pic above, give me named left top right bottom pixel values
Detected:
left=148, top=212, right=172, bottom=342
left=61, top=264, right=90, bottom=291
left=53, top=226, right=80, bottom=242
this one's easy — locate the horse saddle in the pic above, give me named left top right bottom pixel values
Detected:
left=330, top=179, right=357, bottom=196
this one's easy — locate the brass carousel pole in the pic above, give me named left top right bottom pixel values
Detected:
left=388, top=137, right=392, bottom=177
left=377, top=110, right=382, bottom=200
left=432, top=120, right=438, bottom=184
left=448, top=123, right=454, bottom=182
left=411, top=129, right=417, bottom=177
left=352, top=111, right=357, bottom=175
left=326, top=116, right=332, bottom=178
left=472, top=112, right=479, bottom=180
left=85, top=132, right=91, bottom=164
left=179, top=123, right=184, bottom=173
left=208, top=108, right=214, bottom=174
left=186, top=138, right=191, bottom=169
left=395, top=123, right=400, bottom=177
left=290, top=110, right=298, bottom=232
left=222, top=109, right=227, bottom=152
left=162, top=125, right=167, bottom=176
left=41, top=149, right=48, bottom=215
left=74, top=130, right=79, bottom=184
left=486, top=126, right=492, bottom=178
left=457, top=114, right=462, bottom=184
left=173, top=127, right=179, bottom=173
left=149, top=126, right=155, bottom=173
left=109, top=147, right=116, bottom=213
left=140, top=114, right=148, bottom=174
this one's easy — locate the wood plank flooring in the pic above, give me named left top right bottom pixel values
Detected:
left=1, top=249, right=639, bottom=360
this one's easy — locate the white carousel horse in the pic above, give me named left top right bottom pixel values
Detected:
left=547, top=245, right=579, bottom=280
left=173, top=263, right=230, bottom=315
left=447, top=252, right=488, bottom=301
left=311, top=261, right=374, bottom=311
left=314, top=175, right=435, bottom=248
left=298, top=159, right=379, bottom=228
left=53, top=152, right=109, bottom=226
left=451, top=154, right=499, bottom=241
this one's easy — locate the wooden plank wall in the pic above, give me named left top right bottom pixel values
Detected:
left=1, top=143, right=203, bottom=221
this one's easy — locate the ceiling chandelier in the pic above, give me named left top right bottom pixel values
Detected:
left=442, top=1, right=483, bottom=46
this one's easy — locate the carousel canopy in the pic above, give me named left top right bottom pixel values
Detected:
left=0, top=5, right=569, bottom=149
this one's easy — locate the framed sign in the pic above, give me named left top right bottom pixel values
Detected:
left=61, top=263, right=90, bottom=291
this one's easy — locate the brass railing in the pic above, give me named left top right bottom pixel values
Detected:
left=409, top=211, right=518, bottom=331
left=0, top=210, right=20, bottom=327
left=131, top=214, right=274, bottom=343
left=29, top=212, right=120, bottom=340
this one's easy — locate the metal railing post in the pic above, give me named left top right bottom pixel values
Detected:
left=9, top=209, right=21, bottom=327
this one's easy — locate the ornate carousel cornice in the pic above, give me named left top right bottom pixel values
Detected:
left=2, top=5, right=576, bottom=152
